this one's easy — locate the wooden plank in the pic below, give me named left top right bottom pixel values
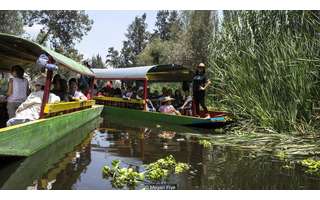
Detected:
left=93, top=96, right=145, bottom=104
left=44, top=100, right=95, bottom=114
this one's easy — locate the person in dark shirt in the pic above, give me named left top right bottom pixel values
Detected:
left=192, top=63, right=211, bottom=117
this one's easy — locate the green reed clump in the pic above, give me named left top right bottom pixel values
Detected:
left=208, top=11, right=320, bottom=133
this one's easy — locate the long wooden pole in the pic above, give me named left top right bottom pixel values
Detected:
left=39, top=70, right=53, bottom=118
left=143, top=79, right=147, bottom=111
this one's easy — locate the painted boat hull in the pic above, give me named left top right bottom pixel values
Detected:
left=0, top=118, right=100, bottom=189
left=101, top=106, right=232, bottom=129
left=0, top=105, right=103, bottom=157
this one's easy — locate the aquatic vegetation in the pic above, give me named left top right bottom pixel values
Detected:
left=102, top=155, right=190, bottom=189
left=275, top=151, right=288, bottom=161
left=299, top=158, right=320, bottom=176
left=145, top=155, right=190, bottom=182
left=103, top=160, right=144, bottom=189
left=198, top=139, right=213, bottom=149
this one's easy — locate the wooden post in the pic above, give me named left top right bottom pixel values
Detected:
left=143, top=79, right=147, bottom=111
left=89, top=77, right=94, bottom=100
left=39, top=70, right=53, bottom=119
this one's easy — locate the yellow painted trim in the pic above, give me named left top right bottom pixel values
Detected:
left=44, top=100, right=95, bottom=114
left=93, top=96, right=145, bottom=104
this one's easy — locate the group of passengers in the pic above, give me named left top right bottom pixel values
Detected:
left=96, top=79, right=193, bottom=116
left=95, top=62, right=211, bottom=117
left=152, top=87, right=193, bottom=116
left=4, top=64, right=89, bottom=127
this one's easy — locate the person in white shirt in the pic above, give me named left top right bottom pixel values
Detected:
left=6, top=77, right=60, bottom=126
left=6, top=65, right=29, bottom=118
left=68, top=78, right=87, bottom=101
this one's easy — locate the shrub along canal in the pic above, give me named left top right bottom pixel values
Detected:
left=1, top=116, right=320, bottom=190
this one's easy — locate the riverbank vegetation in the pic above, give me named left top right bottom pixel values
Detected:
left=1, top=10, right=320, bottom=134
left=208, top=11, right=320, bottom=133
left=104, top=10, right=320, bottom=134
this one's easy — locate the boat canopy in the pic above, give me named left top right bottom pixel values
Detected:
left=0, top=33, right=94, bottom=76
left=92, top=64, right=192, bottom=82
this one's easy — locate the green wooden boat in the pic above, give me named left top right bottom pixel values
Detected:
left=0, top=33, right=103, bottom=157
left=92, top=65, right=233, bottom=129
left=101, top=105, right=232, bottom=129
left=0, top=118, right=101, bottom=189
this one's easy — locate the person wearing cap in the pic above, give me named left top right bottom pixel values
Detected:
left=6, top=77, right=60, bottom=126
left=192, top=63, right=211, bottom=117
left=159, top=96, right=181, bottom=115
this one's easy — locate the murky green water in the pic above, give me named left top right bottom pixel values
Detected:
left=1, top=116, right=320, bottom=190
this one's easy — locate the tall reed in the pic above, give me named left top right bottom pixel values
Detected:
left=208, top=11, right=320, bottom=133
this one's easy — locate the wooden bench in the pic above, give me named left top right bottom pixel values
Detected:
left=44, top=100, right=95, bottom=117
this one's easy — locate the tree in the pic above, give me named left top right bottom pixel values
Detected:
left=121, top=13, right=150, bottom=66
left=154, top=10, right=170, bottom=40
left=186, top=11, right=215, bottom=66
left=154, top=10, right=182, bottom=41
left=0, top=11, right=24, bottom=35
left=91, top=54, right=105, bottom=68
left=23, top=11, right=93, bottom=48
left=167, top=11, right=182, bottom=41
left=106, top=47, right=121, bottom=68
left=137, top=37, right=172, bottom=65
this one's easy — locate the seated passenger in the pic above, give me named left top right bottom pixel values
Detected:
left=159, top=96, right=181, bottom=115
left=68, top=78, right=87, bottom=101
left=122, top=86, right=134, bottom=99
left=179, top=90, right=193, bottom=116
left=51, top=76, right=69, bottom=101
left=113, top=88, right=122, bottom=98
left=174, top=89, right=183, bottom=108
left=135, top=86, right=144, bottom=100
left=6, top=77, right=60, bottom=126
left=99, top=82, right=114, bottom=97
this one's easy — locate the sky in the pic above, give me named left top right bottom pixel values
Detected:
left=25, top=10, right=158, bottom=62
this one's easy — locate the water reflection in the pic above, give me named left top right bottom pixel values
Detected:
left=1, top=117, right=320, bottom=189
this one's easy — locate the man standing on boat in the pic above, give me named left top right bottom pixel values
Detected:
left=192, top=63, right=211, bottom=117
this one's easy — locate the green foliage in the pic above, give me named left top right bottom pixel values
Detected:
left=102, top=160, right=144, bottom=189
left=0, top=11, right=24, bottom=35
left=198, top=139, right=213, bottom=149
left=106, top=47, right=121, bottom=68
left=275, top=151, right=288, bottom=161
left=102, top=155, right=190, bottom=189
left=91, top=54, right=105, bottom=68
left=145, top=155, right=190, bottom=182
left=186, top=11, right=215, bottom=66
left=23, top=11, right=93, bottom=48
left=154, top=10, right=182, bottom=41
left=209, top=10, right=320, bottom=133
left=120, top=13, right=150, bottom=66
left=137, top=37, right=172, bottom=65
left=300, top=158, right=320, bottom=176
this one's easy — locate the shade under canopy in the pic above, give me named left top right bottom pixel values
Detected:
left=92, top=64, right=192, bottom=82
left=0, top=33, right=94, bottom=76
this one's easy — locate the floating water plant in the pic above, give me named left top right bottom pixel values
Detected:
left=103, top=160, right=144, bottom=189
left=299, top=158, right=320, bottom=176
left=275, top=151, right=288, bottom=161
left=145, top=155, right=190, bottom=182
left=198, top=139, right=213, bottom=148
left=102, top=155, right=190, bottom=189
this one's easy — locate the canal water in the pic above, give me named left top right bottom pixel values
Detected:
left=1, top=116, right=320, bottom=190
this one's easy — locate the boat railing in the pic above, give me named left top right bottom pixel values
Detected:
left=44, top=100, right=95, bottom=118
left=93, top=96, right=145, bottom=110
